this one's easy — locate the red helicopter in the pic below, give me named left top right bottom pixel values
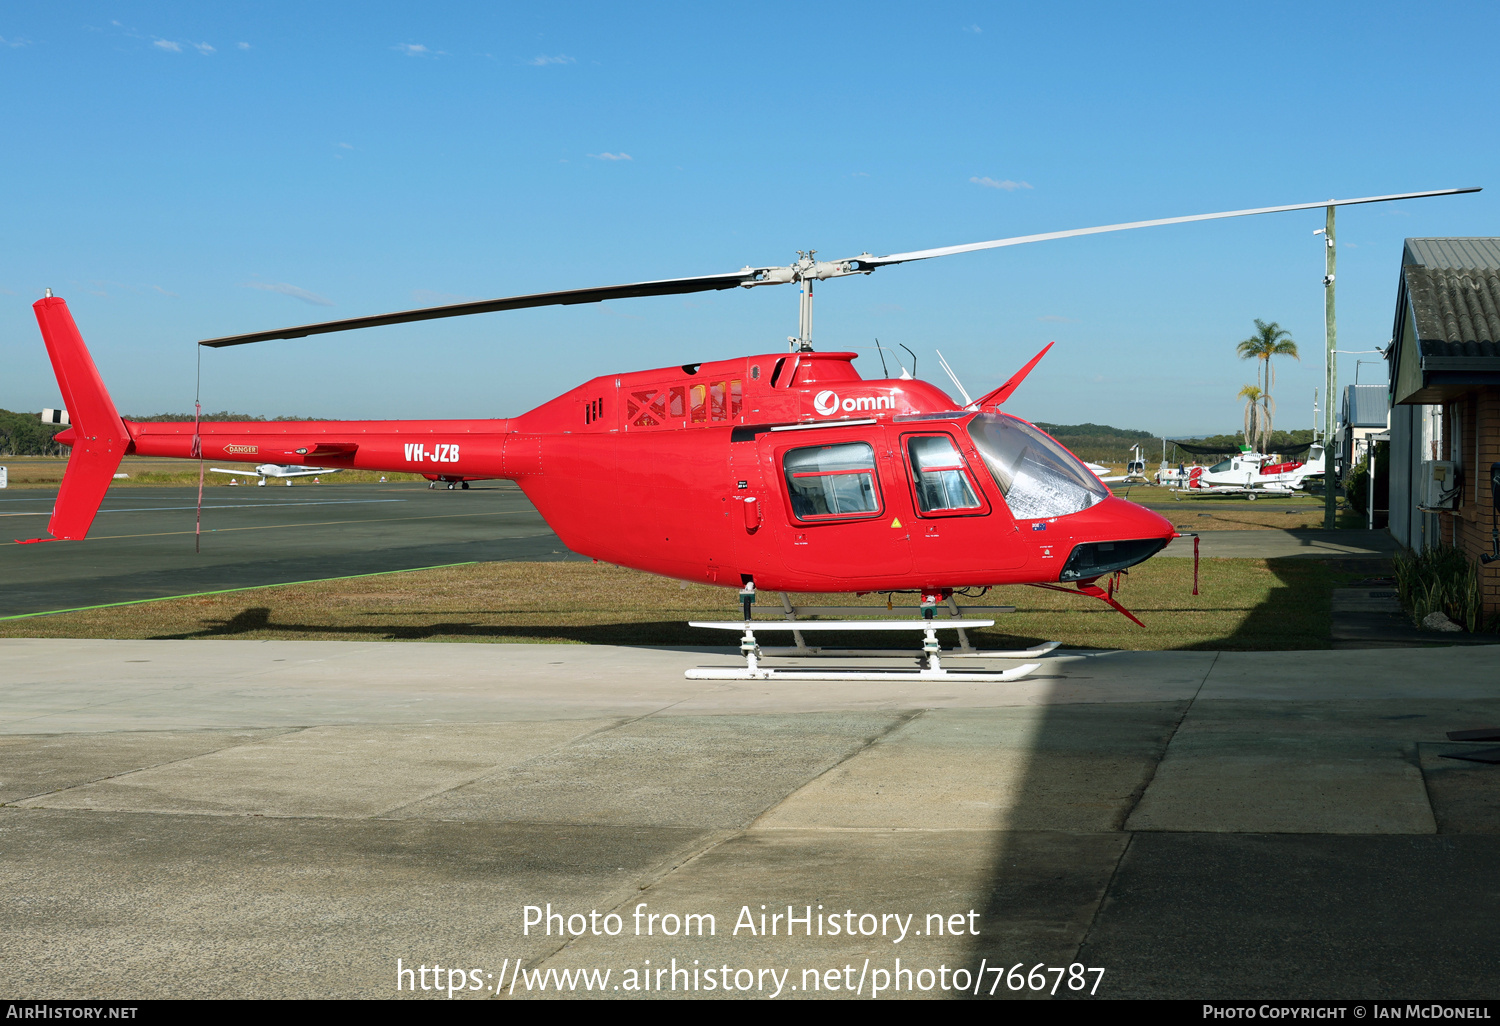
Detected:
left=27, top=188, right=1476, bottom=642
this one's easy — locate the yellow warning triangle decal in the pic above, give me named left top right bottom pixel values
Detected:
left=891, top=517, right=903, bottom=528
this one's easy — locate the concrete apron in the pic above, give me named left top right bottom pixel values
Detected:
left=1, top=639, right=1498, bottom=1000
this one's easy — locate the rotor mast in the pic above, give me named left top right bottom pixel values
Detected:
left=797, top=274, right=812, bottom=352
left=746, top=249, right=876, bottom=352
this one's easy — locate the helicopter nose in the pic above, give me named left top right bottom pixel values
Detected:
left=1095, top=494, right=1176, bottom=538
left=1050, top=496, right=1177, bottom=582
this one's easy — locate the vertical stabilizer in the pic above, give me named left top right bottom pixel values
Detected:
left=32, top=296, right=130, bottom=540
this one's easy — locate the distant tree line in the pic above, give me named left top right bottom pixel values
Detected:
left=1033, top=422, right=1317, bottom=464
left=3, top=406, right=1314, bottom=465
left=1034, top=422, right=1159, bottom=464
left=125, top=412, right=326, bottom=422
left=0, top=409, right=330, bottom=455
left=0, top=409, right=66, bottom=455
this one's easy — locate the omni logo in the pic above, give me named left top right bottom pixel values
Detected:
left=813, top=390, right=896, bottom=416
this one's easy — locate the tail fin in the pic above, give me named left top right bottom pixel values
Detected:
left=31, top=296, right=130, bottom=541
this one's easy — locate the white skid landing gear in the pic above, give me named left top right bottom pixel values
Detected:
left=685, top=620, right=1045, bottom=682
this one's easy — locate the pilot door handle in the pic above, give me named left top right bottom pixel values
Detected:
left=741, top=495, right=761, bottom=531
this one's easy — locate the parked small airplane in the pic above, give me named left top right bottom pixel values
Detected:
left=1164, top=445, right=1325, bottom=497
left=208, top=463, right=342, bottom=486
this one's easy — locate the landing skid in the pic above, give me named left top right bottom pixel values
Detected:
left=686, top=663, right=1042, bottom=683
left=755, top=641, right=1060, bottom=659
left=685, top=594, right=1058, bottom=682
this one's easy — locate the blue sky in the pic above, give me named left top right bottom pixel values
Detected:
left=2, top=2, right=1494, bottom=435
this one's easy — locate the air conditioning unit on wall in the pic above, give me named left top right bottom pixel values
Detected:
left=1420, top=460, right=1460, bottom=510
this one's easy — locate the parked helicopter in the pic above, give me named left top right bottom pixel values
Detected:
left=26, top=187, right=1477, bottom=656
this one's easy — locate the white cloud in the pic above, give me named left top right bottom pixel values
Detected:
left=337, top=142, right=354, bottom=149
left=152, top=39, right=182, bottom=52
left=192, top=42, right=215, bottom=55
left=527, top=54, right=575, bottom=65
left=0, top=35, right=32, bottom=48
left=394, top=43, right=442, bottom=57
left=963, top=24, right=982, bottom=33
left=237, top=42, right=251, bottom=50
left=970, top=176, right=1033, bottom=191
left=851, top=171, right=871, bottom=177
left=242, top=281, right=334, bottom=307
left=150, top=285, right=180, bottom=298
left=588, top=152, right=632, bottom=161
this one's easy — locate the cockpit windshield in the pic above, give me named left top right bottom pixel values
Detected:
left=966, top=413, right=1107, bottom=520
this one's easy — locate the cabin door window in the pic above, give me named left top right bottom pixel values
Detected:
left=783, top=442, right=882, bottom=520
left=904, top=434, right=984, bottom=514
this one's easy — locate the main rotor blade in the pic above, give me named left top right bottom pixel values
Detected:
left=860, top=187, right=1481, bottom=268
left=199, top=270, right=764, bottom=347
left=201, top=186, right=1479, bottom=347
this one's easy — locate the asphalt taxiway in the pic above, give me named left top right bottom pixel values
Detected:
left=0, top=482, right=581, bottom=617
left=2, top=639, right=1497, bottom=1000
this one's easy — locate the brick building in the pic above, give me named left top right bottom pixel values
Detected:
left=1387, top=238, right=1500, bottom=617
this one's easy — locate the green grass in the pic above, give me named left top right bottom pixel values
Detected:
left=0, top=556, right=1350, bottom=651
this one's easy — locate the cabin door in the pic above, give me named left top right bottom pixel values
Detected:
left=764, top=428, right=912, bottom=580
left=898, top=429, right=1026, bottom=576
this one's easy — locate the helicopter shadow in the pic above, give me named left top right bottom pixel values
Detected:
left=150, top=608, right=743, bottom=652
left=959, top=554, right=1381, bottom=997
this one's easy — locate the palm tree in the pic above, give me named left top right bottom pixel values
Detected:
left=1237, top=319, right=1298, bottom=451
left=1238, top=384, right=1265, bottom=451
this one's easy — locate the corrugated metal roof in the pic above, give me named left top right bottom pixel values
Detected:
left=1405, top=238, right=1500, bottom=272
left=1401, top=239, right=1500, bottom=355
left=1403, top=264, right=1500, bottom=351
left=1342, top=384, right=1388, bottom=428
left=1391, top=239, right=1500, bottom=404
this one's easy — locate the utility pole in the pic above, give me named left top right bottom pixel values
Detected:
left=1322, top=206, right=1338, bottom=530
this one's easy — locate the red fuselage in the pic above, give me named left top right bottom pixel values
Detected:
left=109, top=350, right=1175, bottom=593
